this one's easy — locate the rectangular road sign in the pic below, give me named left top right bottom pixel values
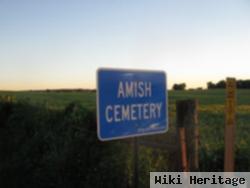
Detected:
left=97, top=68, right=168, bottom=141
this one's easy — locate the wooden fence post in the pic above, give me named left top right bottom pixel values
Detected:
left=178, top=126, right=188, bottom=172
left=176, top=99, right=199, bottom=172
left=224, top=78, right=237, bottom=172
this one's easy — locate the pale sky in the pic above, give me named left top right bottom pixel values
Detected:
left=0, top=0, right=249, bottom=90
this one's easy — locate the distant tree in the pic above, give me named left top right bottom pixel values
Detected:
left=216, top=80, right=226, bottom=88
left=172, top=83, right=186, bottom=90
left=237, top=79, right=250, bottom=89
left=208, top=79, right=250, bottom=89
left=207, top=82, right=216, bottom=89
left=207, top=81, right=225, bottom=89
left=196, top=87, right=203, bottom=90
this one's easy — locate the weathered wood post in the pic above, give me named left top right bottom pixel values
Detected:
left=176, top=99, right=199, bottom=171
left=224, top=78, right=237, bottom=172
left=178, top=125, right=188, bottom=172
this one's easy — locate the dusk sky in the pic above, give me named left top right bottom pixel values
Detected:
left=0, top=0, right=249, bottom=90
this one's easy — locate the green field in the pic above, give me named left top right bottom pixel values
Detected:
left=0, top=89, right=250, bottom=187
left=1, top=89, right=250, bottom=108
left=0, top=90, right=96, bottom=110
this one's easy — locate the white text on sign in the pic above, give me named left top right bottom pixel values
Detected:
left=105, top=81, right=162, bottom=123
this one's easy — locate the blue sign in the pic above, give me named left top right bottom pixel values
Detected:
left=97, top=68, right=168, bottom=141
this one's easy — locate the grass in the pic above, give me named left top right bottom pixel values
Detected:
left=0, top=91, right=96, bottom=110
left=1, top=89, right=250, bottom=109
left=0, top=89, right=250, bottom=172
left=169, top=89, right=250, bottom=105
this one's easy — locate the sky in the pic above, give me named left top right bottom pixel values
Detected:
left=0, top=0, right=249, bottom=90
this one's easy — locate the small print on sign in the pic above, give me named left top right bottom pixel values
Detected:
left=97, top=68, right=168, bottom=141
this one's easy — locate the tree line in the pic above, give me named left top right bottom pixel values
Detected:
left=172, top=79, right=250, bottom=90
left=207, top=79, right=250, bottom=89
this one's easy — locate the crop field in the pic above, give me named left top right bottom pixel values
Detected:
left=1, top=89, right=250, bottom=108
left=0, top=89, right=250, bottom=187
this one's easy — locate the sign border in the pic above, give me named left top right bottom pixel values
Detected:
left=96, top=67, right=168, bottom=141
